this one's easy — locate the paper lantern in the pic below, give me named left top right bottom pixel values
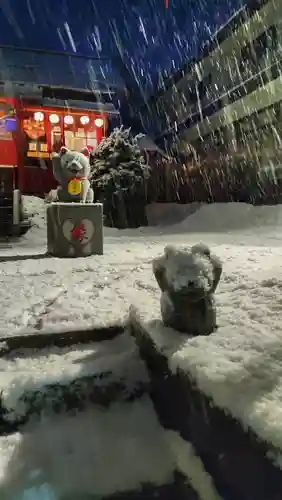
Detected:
left=49, top=114, right=60, bottom=124
left=64, top=115, right=74, bottom=125
left=94, top=117, right=104, bottom=128
left=34, top=112, right=44, bottom=122
left=80, top=115, right=90, bottom=125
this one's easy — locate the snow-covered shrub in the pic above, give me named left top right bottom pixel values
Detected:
left=90, top=127, right=150, bottom=229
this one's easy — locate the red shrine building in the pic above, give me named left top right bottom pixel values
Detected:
left=0, top=46, right=122, bottom=196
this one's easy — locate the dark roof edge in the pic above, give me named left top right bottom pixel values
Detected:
left=0, top=44, right=112, bottom=62
left=0, top=81, right=122, bottom=95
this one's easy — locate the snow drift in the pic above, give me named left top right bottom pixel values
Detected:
left=0, top=397, right=174, bottom=498
left=146, top=202, right=202, bottom=226
left=168, top=202, right=282, bottom=233
left=147, top=201, right=282, bottom=233
left=22, top=196, right=282, bottom=238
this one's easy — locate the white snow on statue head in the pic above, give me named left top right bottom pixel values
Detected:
left=161, top=245, right=215, bottom=299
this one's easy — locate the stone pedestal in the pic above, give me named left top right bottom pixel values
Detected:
left=47, top=202, right=103, bottom=257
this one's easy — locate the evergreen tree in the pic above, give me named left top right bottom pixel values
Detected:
left=90, top=127, right=150, bottom=228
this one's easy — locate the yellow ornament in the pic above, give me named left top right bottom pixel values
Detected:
left=68, top=178, right=82, bottom=195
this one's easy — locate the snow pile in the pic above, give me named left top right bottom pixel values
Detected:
left=0, top=399, right=221, bottom=500
left=146, top=202, right=202, bottom=227
left=173, top=202, right=282, bottom=233
left=0, top=397, right=174, bottom=498
left=21, top=195, right=47, bottom=247
left=0, top=333, right=149, bottom=421
left=130, top=243, right=282, bottom=455
left=22, top=195, right=45, bottom=218
left=17, top=196, right=282, bottom=245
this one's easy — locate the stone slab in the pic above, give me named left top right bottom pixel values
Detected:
left=0, top=324, right=124, bottom=355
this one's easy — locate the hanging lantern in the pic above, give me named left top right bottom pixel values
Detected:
left=64, top=115, right=74, bottom=125
left=94, top=117, right=104, bottom=128
left=49, top=113, right=60, bottom=124
left=80, top=115, right=90, bottom=125
left=34, top=112, right=44, bottom=122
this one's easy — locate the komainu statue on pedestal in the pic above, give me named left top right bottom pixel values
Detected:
left=153, top=243, right=222, bottom=335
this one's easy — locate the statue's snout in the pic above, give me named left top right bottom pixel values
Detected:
left=68, top=161, right=83, bottom=174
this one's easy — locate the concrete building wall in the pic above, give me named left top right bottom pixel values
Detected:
left=154, top=0, right=282, bottom=167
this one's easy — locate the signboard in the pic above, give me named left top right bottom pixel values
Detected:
left=0, top=99, right=17, bottom=166
left=22, top=115, right=50, bottom=164
left=0, top=101, right=16, bottom=140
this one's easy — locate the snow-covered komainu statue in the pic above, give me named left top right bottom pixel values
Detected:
left=51, top=146, right=94, bottom=203
left=152, top=243, right=222, bottom=335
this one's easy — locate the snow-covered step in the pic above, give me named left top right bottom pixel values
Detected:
left=129, top=302, right=282, bottom=500
left=0, top=397, right=200, bottom=500
left=0, top=324, right=124, bottom=353
left=0, top=333, right=149, bottom=428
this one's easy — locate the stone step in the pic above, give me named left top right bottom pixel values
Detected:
left=128, top=303, right=282, bottom=500
left=0, top=332, right=149, bottom=431
left=0, top=324, right=124, bottom=354
left=0, top=396, right=199, bottom=500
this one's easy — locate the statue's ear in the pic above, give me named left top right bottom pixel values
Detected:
left=152, top=257, right=168, bottom=292
left=81, top=147, right=90, bottom=157
left=164, top=245, right=176, bottom=259
left=59, top=146, right=69, bottom=156
left=191, top=243, right=211, bottom=257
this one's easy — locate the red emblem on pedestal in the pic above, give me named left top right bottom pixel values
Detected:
left=62, top=219, right=95, bottom=248
left=71, top=223, right=86, bottom=242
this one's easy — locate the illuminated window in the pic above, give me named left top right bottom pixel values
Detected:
left=40, top=143, right=48, bottom=152
left=29, top=142, right=37, bottom=151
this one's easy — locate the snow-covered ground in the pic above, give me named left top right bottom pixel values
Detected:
left=1, top=196, right=282, bottom=496
left=0, top=397, right=175, bottom=499
left=1, top=196, right=282, bottom=337
left=0, top=332, right=149, bottom=422
left=0, top=396, right=220, bottom=500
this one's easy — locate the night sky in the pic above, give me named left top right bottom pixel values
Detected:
left=0, top=0, right=244, bottom=91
